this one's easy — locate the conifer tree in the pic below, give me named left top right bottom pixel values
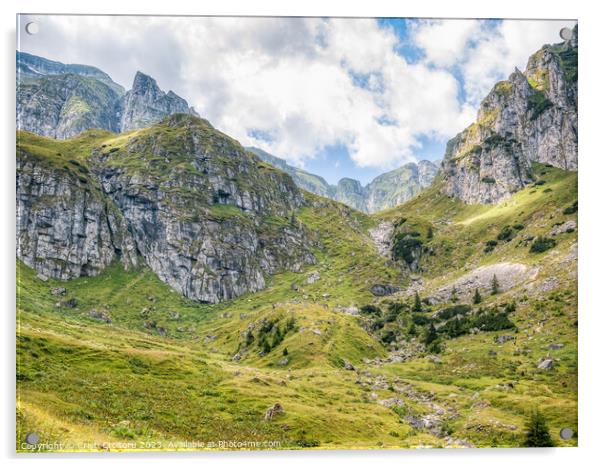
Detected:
left=491, top=274, right=500, bottom=295
left=413, top=291, right=422, bottom=313
left=523, top=409, right=554, bottom=447
left=473, top=288, right=482, bottom=304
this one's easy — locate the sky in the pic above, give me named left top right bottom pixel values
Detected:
left=18, top=15, right=576, bottom=185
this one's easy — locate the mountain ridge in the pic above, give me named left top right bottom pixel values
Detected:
left=247, top=146, right=440, bottom=213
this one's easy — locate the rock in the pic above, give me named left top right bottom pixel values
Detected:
left=278, top=358, right=289, bottom=366
left=88, top=309, right=112, bottom=323
left=305, top=271, right=321, bottom=285
left=50, top=287, right=67, bottom=296
left=427, top=355, right=442, bottom=364
left=368, top=222, right=394, bottom=258
left=377, top=398, right=405, bottom=408
left=58, top=298, right=77, bottom=308
left=311, top=329, right=322, bottom=336
left=537, top=358, right=554, bottom=370
left=291, top=283, right=299, bottom=291
left=550, top=220, right=577, bottom=236
left=370, top=284, right=400, bottom=296
left=17, top=114, right=315, bottom=304
left=343, top=360, right=355, bottom=371
left=548, top=343, right=565, bottom=350
left=431, top=262, right=537, bottom=302
left=264, top=403, right=284, bottom=421
left=495, top=335, right=516, bottom=344
left=440, top=27, right=577, bottom=204
left=232, top=353, right=242, bottom=361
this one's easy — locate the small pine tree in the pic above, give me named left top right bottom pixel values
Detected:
left=473, top=288, right=482, bottom=305
left=450, top=286, right=459, bottom=303
left=424, top=322, right=437, bottom=346
left=427, top=226, right=434, bottom=240
left=412, top=292, right=422, bottom=313
left=282, top=347, right=288, bottom=356
left=491, top=274, right=500, bottom=295
left=523, top=409, right=554, bottom=447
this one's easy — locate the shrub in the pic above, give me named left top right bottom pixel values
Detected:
left=530, top=236, right=557, bottom=253
left=484, top=240, right=498, bottom=253
left=481, top=176, right=496, bottom=184
left=513, top=224, right=525, bottom=231
left=497, top=226, right=515, bottom=242
left=392, top=235, right=423, bottom=265
left=491, top=274, right=500, bottom=295
left=435, top=304, right=471, bottom=321
left=522, top=409, right=554, bottom=447
left=563, top=201, right=578, bottom=215
left=360, top=304, right=381, bottom=315
left=528, top=90, right=553, bottom=120
left=473, top=288, right=482, bottom=305
left=412, top=292, right=422, bottom=313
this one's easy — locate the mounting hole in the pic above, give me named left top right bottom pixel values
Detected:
left=25, top=432, right=40, bottom=445
left=559, top=27, right=573, bottom=41
left=25, top=22, right=39, bottom=35
left=559, top=427, right=574, bottom=440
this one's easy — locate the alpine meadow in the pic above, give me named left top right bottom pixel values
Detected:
left=16, top=18, right=578, bottom=451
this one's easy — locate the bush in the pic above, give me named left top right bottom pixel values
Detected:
left=528, top=90, right=553, bottom=120
left=392, top=235, right=423, bottom=265
left=522, top=409, right=554, bottom=447
left=360, top=304, right=381, bottom=315
left=472, top=309, right=515, bottom=331
left=563, top=201, right=578, bottom=215
left=435, top=304, right=471, bottom=321
left=481, top=176, right=496, bottom=184
left=530, top=236, right=557, bottom=253
left=497, top=226, right=515, bottom=242
left=484, top=240, right=498, bottom=253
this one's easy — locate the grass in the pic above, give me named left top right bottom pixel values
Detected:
left=16, top=128, right=578, bottom=451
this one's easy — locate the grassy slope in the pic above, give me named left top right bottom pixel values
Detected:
left=16, top=159, right=577, bottom=451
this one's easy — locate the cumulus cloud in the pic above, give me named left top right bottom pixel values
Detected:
left=410, top=19, right=576, bottom=105
left=18, top=15, right=574, bottom=170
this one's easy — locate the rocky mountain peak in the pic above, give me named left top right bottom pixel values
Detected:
left=441, top=26, right=577, bottom=204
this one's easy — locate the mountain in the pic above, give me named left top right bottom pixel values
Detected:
left=364, top=160, right=440, bottom=212
left=441, top=25, right=577, bottom=204
left=16, top=29, right=578, bottom=451
left=117, top=71, right=199, bottom=132
left=17, top=51, right=125, bottom=95
left=246, top=146, right=332, bottom=197
left=247, top=147, right=439, bottom=213
left=17, top=53, right=197, bottom=139
left=17, top=114, right=314, bottom=304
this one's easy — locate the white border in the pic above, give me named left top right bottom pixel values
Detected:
left=2, top=1, right=601, bottom=466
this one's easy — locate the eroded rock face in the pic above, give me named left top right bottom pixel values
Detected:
left=442, top=26, right=577, bottom=204
left=17, top=53, right=197, bottom=139
left=117, top=72, right=199, bottom=132
left=16, top=151, right=138, bottom=279
left=17, top=114, right=315, bottom=304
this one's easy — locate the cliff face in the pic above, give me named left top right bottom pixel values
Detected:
left=16, top=137, right=138, bottom=280
left=16, top=115, right=315, bottom=303
left=117, top=72, right=199, bottom=132
left=17, top=53, right=197, bottom=139
left=441, top=26, right=577, bottom=204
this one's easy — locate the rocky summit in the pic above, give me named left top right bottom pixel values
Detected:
left=441, top=25, right=577, bottom=204
left=17, top=114, right=315, bottom=303
left=17, top=53, right=197, bottom=139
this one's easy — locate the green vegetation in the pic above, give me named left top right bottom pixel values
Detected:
left=522, top=409, right=555, bottom=447
left=527, top=90, right=553, bottom=120
left=530, top=237, right=557, bottom=254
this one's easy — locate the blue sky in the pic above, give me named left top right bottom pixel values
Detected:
left=18, top=16, right=575, bottom=186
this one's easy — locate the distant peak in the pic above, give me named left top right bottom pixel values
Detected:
left=132, top=71, right=158, bottom=91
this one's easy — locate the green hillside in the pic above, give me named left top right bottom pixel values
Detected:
left=17, top=161, right=577, bottom=450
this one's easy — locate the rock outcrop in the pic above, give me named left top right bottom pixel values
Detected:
left=17, top=53, right=197, bottom=139
left=16, top=114, right=315, bottom=303
left=441, top=26, right=577, bottom=204
left=117, top=72, right=198, bottom=132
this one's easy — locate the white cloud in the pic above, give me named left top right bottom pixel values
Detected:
left=411, top=19, right=576, bottom=105
left=18, top=16, right=575, bottom=170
